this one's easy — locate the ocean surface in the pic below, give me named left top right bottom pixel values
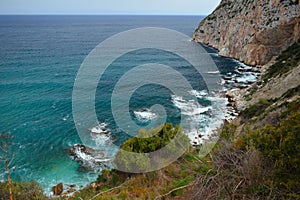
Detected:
left=0, top=15, right=243, bottom=192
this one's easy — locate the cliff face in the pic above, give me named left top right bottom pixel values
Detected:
left=193, top=0, right=300, bottom=66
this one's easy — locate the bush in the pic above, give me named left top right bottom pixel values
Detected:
left=241, top=98, right=274, bottom=121
left=115, top=123, right=189, bottom=172
left=0, top=180, right=48, bottom=200
left=188, top=99, right=300, bottom=199
left=263, top=42, right=300, bottom=84
left=237, top=111, right=300, bottom=198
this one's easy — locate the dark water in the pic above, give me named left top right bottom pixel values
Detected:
left=0, top=15, right=239, bottom=191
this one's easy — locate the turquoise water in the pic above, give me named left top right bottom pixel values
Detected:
left=0, top=15, right=240, bottom=191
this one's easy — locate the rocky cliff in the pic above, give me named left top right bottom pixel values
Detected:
left=193, top=0, right=300, bottom=66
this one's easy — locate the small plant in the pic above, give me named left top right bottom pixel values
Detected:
left=115, top=123, right=189, bottom=172
left=244, top=87, right=258, bottom=101
left=0, top=132, right=15, bottom=200
left=262, top=42, right=300, bottom=84
left=241, top=98, right=274, bottom=121
left=0, top=180, right=48, bottom=200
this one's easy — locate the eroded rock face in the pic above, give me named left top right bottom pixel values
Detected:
left=193, top=0, right=300, bottom=66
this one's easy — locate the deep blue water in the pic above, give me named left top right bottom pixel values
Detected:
left=0, top=15, right=240, bottom=191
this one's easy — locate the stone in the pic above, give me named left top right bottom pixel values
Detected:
left=67, top=144, right=110, bottom=171
left=52, top=183, right=63, bottom=196
left=237, top=66, right=245, bottom=72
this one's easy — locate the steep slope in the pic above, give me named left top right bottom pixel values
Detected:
left=193, top=0, right=300, bottom=66
left=225, top=42, right=300, bottom=111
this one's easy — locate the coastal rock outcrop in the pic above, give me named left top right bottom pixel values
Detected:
left=68, top=144, right=110, bottom=171
left=52, top=183, right=63, bottom=196
left=193, top=0, right=300, bottom=66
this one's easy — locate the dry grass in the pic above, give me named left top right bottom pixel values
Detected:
left=186, top=140, right=277, bottom=200
left=68, top=149, right=204, bottom=200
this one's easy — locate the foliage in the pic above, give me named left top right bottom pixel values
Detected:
left=244, top=87, right=257, bottom=101
left=0, top=132, right=16, bottom=200
left=0, top=180, right=48, bottom=200
left=241, top=98, right=274, bottom=121
left=115, top=123, right=190, bottom=172
left=219, top=123, right=237, bottom=141
left=69, top=123, right=194, bottom=199
left=71, top=149, right=202, bottom=200
left=96, top=169, right=128, bottom=189
left=238, top=111, right=300, bottom=196
left=187, top=97, right=300, bottom=199
left=120, top=123, right=184, bottom=153
left=262, top=42, right=300, bottom=84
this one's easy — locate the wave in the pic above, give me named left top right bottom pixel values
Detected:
left=188, top=89, right=208, bottom=98
left=133, top=108, right=157, bottom=123
left=68, top=144, right=112, bottom=172
left=235, top=73, right=257, bottom=84
left=206, top=70, right=220, bottom=74
left=171, top=95, right=212, bottom=117
left=171, top=92, right=227, bottom=145
left=88, top=122, right=114, bottom=146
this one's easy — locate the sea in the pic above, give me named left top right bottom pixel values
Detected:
left=0, top=15, right=248, bottom=193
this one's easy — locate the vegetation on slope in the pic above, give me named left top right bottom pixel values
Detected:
left=65, top=123, right=202, bottom=200
left=187, top=99, right=300, bottom=199
left=69, top=97, right=300, bottom=199
left=262, top=42, right=300, bottom=84
left=115, top=123, right=190, bottom=172
left=0, top=181, right=48, bottom=200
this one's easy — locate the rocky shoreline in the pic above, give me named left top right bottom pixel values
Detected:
left=220, top=59, right=262, bottom=122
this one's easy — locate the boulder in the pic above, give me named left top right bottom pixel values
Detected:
left=67, top=144, right=110, bottom=171
left=52, top=183, right=63, bottom=196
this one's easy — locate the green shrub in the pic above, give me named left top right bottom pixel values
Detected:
left=237, top=111, right=300, bottom=197
left=262, top=42, right=300, bottom=84
left=0, top=180, right=48, bottom=200
left=96, top=169, right=127, bottom=187
left=241, top=98, right=274, bottom=120
left=115, top=123, right=189, bottom=172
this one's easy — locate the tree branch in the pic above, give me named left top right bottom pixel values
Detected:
left=154, top=183, right=191, bottom=200
left=89, top=182, right=126, bottom=200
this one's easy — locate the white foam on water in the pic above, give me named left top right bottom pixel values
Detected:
left=133, top=108, right=157, bottom=123
left=172, top=90, right=228, bottom=145
left=171, top=95, right=212, bottom=116
left=72, top=145, right=111, bottom=172
left=90, top=133, right=112, bottom=147
left=236, top=73, right=257, bottom=84
left=88, top=122, right=113, bottom=147
left=206, top=70, right=219, bottom=74
left=188, top=89, right=208, bottom=98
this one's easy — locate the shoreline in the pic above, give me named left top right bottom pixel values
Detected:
left=48, top=41, right=264, bottom=197
left=200, top=43, right=261, bottom=117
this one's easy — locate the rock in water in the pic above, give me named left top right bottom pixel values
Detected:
left=52, top=183, right=63, bottom=196
left=193, top=0, right=300, bottom=66
left=68, top=144, right=111, bottom=171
